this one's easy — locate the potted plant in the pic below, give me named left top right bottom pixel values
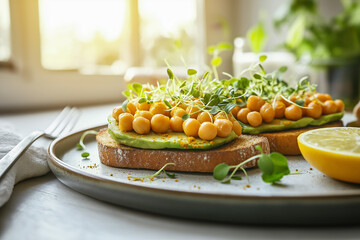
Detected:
left=273, top=0, right=360, bottom=109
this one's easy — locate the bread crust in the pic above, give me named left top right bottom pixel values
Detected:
left=258, top=121, right=343, bottom=155
left=97, top=129, right=270, bottom=172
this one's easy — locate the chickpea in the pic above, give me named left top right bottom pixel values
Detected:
left=172, top=108, right=187, bottom=118
left=247, top=111, right=262, bottom=127
left=186, top=105, right=201, bottom=118
left=246, top=96, right=265, bottom=111
left=134, top=110, right=153, bottom=121
left=112, top=106, right=126, bottom=121
left=237, top=108, right=251, bottom=123
left=197, top=111, right=213, bottom=123
left=214, top=119, right=233, bottom=138
left=127, top=102, right=137, bottom=115
left=322, top=100, right=337, bottom=115
left=171, top=107, right=183, bottom=117
left=289, top=95, right=299, bottom=103
left=183, top=118, right=201, bottom=137
left=136, top=101, right=150, bottom=111
left=132, top=117, right=150, bottom=134
left=198, top=122, right=217, bottom=141
left=170, top=116, right=183, bottom=132
left=306, top=101, right=322, bottom=119
left=273, top=101, right=286, bottom=119
left=118, top=113, right=134, bottom=131
left=315, top=93, right=332, bottom=103
left=260, top=103, right=275, bottom=123
left=230, top=106, right=241, bottom=117
left=214, top=112, right=235, bottom=121
left=150, top=114, right=170, bottom=133
left=232, top=121, right=242, bottom=136
left=285, top=105, right=302, bottom=120
left=334, top=99, right=345, bottom=112
left=176, top=102, right=188, bottom=110
left=149, top=102, right=170, bottom=116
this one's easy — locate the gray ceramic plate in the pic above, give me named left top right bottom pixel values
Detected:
left=48, top=125, right=360, bottom=225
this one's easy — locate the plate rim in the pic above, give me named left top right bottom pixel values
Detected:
left=48, top=124, right=360, bottom=200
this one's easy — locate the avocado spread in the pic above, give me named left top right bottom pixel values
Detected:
left=241, top=112, right=344, bottom=134
left=107, top=116, right=237, bottom=150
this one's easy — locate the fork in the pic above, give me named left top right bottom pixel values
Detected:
left=0, top=106, right=80, bottom=180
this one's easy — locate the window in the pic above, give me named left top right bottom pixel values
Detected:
left=0, top=0, right=11, bottom=62
left=38, top=0, right=203, bottom=74
left=0, top=0, right=234, bottom=110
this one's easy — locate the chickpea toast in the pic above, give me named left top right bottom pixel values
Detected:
left=97, top=54, right=344, bottom=172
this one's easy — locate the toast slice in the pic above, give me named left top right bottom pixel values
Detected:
left=97, top=129, right=270, bottom=172
left=258, top=120, right=343, bottom=155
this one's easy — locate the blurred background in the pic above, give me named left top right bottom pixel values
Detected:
left=0, top=0, right=359, bottom=111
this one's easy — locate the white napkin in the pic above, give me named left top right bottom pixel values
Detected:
left=0, top=121, right=49, bottom=207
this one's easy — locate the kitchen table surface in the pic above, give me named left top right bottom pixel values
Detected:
left=1, top=103, right=359, bottom=240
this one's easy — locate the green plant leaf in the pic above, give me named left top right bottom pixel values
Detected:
left=295, top=99, right=305, bottom=106
left=132, top=83, right=143, bottom=96
left=224, top=102, right=236, bottom=114
left=253, top=74, right=262, bottom=79
left=81, top=152, right=90, bottom=158
left=163, top=100, right=172, bottom=109
left=167, top=68, right=174, bottom=80
left=213, top=163, right=231, bottom=181
left=261, top=152, right=290, bottom=183
left=247, top=21, right=267, bottom=53
left=138, top=98, right=147, bottom=104
left=286, top=15, right=306, bottom=48
left=122, top=99, right=129, bottom=113
left=211, top=57, right=222, bottom=67
left=209, top=106, right=221, bottom=115
left=122, top=90, right=131, bottom=98
left=257, top=154, right=274, bottom=175
left=182, top=113, right=190, bottom=121
left=231, top=175, right=242, bottom=180
left=259, top=55, right=267, bottom=62
left=278, top=66, right=288, bottom=73
left=187, top=69, right=197, bottom=76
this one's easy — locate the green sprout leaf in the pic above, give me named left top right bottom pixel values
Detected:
left=132, top=83, right=143, bottom=96
left=278, top=66, right=288, bottom=73
left=182, top=113, right=190, bottom=121
left=81, top=152, right=90, bottom=159
left=122, top=90, right=131, bottom=98
left=163, top=100, right=172, bottom=109
left=253, top=74, right=262, bottom=79
left=224, top=102, right=236, bottom=114
left=213, top=145, right=291, bottom=185
left=247, top=21, right=267, bottom=53
left=122, top=99, right=129, bottom=113
left=167, top=68, right=174, bottom=80
left=138, top=98, right=147, bottom=104
left=259, top=55, right=267, bottom=62
left=129, top=163, right=176, bottom=181
left=77, top=130, right=99, bottom=153
left=295, top=99, right=305, bottom=106
left=187, top=69, right=197, bottom=76
left=211, top=56, right=222, bottom=67
left=213, top=163, right=231, bottom=181
left=261, top=152, right=290, bottom=183
left=209, top=106, right=221, bottom=115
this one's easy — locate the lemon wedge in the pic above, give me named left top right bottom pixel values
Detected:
left=298, top=127, right=360, bottom=184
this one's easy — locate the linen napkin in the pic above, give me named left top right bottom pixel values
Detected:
left=0, top=121, right=49, bottom=207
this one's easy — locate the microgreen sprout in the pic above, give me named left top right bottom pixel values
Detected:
left=129, top=163, right=176, bottom=181
left=77, top=130, right=99, bottom=158
left=213, top=145, right=290, bottom=184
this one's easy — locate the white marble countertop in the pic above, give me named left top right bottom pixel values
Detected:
left=0, top=104, right=359, bottom=240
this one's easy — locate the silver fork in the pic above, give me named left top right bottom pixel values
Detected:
left=0, top=106, right=80, bottom=180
